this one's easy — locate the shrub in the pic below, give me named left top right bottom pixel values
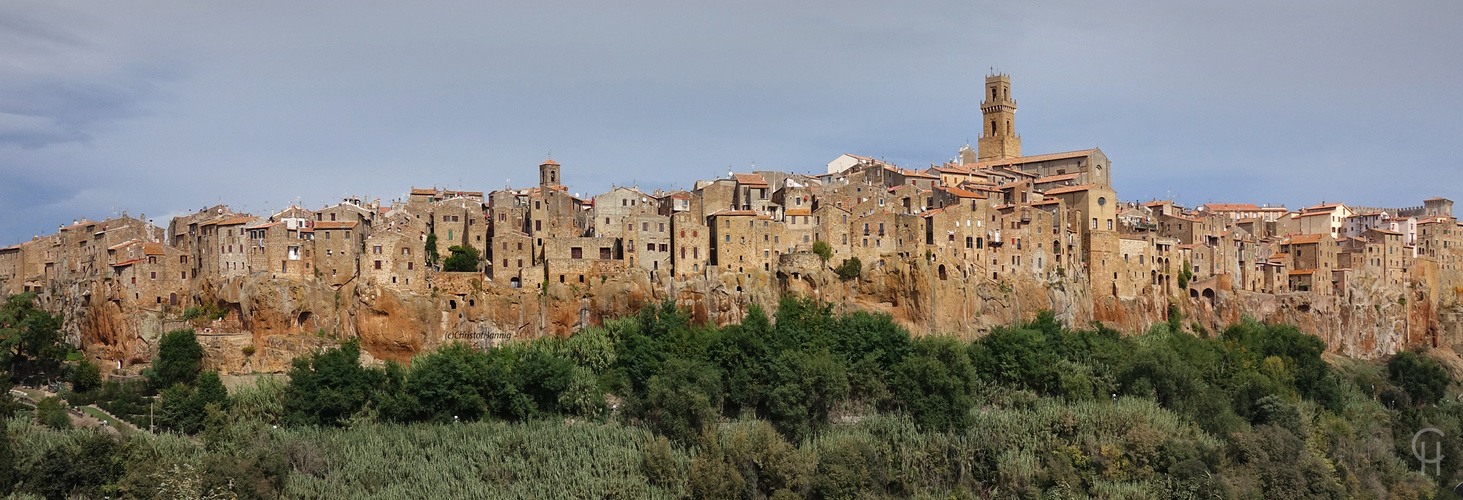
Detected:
left=282, top=339, right=388, bottom=427
left=644, top=358, right=723, bottom=444
left=643, top=435, right=681, bottom=489
left=835, top=257, right=862, bottom=281
left=443, top=245, right=482, bottom=272
left=1387, top=351, right=1449, bottom=406
left=812, top=240, right=832, bottom=262
left=71, top=360, right=102, bottom=393
left=35, top=396, right=70, bottom=430
left=425, top=233, right=440, bottom=267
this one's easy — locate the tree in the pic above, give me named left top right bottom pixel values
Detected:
left=1387, top=351, right=1449, bottom=406
left=147, top=329, right=203, bottom=390
left=282, top=339, right=387, bottom=426
left=442, top=245, right=482, bottom=272
left=194, top=371, right=229, bottom=412
left=425, top=233, right=441, bottom=267
left=890, top=337, right=974, bottom=432
left=835, top=257, right=862, bottom=281
left=71, top=360, right=101, bottom=393
left=35, top=396, right=71, bottom=430
left=764, top=349, right=849, bottom=441
left=644, top=358, right=724, bottom=444
left=157, top=383, right=202, bottom=433
left=0, top=292, right=65, bottom=383
left=812, top=240, right=832, bottom=262
left=400, top=342, right=489, bottom=423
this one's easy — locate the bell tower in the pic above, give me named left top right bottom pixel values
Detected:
left=539, top=158, right=561, bottom=188
left=976, top=73, right=1021, bottom=161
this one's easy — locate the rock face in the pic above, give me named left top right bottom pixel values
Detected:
left=50, top=252, right=1461, bottom=375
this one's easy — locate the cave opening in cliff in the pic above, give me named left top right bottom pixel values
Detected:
left=297, top=311, right=312, bottom=328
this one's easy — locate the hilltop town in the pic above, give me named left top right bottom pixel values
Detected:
left=2, top=74, right=1460, bottom=373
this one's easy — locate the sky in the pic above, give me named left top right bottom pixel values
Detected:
left=2, top=1, right=1461, bottom=244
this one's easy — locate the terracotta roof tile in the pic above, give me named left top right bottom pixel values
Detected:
left=142, top=243, right=165, bottom=256
left=1033, top=172, right=1082, bottom=184
left=963, top=149, right=1098, bottom=169
left=732, top=173, right=768, bottom=187
left=1042, top=183, right=1098, bottom=195
left=1286, top=234, right=1325, bottom=244
left=216, top=215, right=256, bottom=226
left=314, top=221, right=358, bottom=230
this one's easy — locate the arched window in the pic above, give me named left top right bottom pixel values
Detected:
left=991, top=120, right=997, bottom=135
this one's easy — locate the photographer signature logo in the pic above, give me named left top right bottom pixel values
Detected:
left=1414, top=427, right=1444, bottom=476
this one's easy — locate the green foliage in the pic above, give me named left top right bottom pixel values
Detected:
left=644, top=358, right=723, bottom=444
left=643, top=435, right=681, bottom=489
left=425, top=233, right=440, bottom=267
left=890, top=337, right=974, bottom=432
left=157, top=373, right=228, bottom=435
left=1178, top=260, right=1193, bottom=290
left=396, top=343, right=491, bottom=423
left=282, top=339, right=389, bottom=427
left=35, top=396, right=71, bottom=430
left=835, top=257, right=861, bottom=281
left=0, top=293, right=66, bottom=383
left=181, top=302, right=229, bottom=322
left=70, top=360, right=101, bottom=393
left=812, top=240, right=832, bottom=262
left=442, top=245, right=482, bottom=272
left=764, top=349, right=849, bottom=442
left=158, top=382, right=203, bottom=434
left=1387, top=350, right=1449, bottom=406
left=148, top=329, right=204, bottom=390
left=6, top=295, right=1448, bottom=499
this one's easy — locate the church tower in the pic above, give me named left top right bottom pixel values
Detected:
left=539, top=158, right=561, bottom=188
left=976, top=73, right=1021, bottom=161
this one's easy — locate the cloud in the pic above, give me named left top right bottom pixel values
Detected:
left=0, top=1, right=1461, bottom=244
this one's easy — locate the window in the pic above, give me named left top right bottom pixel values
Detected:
left=407, top=262, right=413, bottom=270
left=373, top=245, right=382, bottom=254
left=659, top=243, right=668, bottom=252
left=572, top=247, right=583, bottom=259
left=1092, top=218, right=1098, bottom=230
left=374, top=260, right=382, bottom=269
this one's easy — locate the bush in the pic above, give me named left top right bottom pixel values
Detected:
left=835, top=257, right=862, bottom=281
left=71, top=360, right=102, bottom=393
left=425, top=233, right=440, bottom=267
left=443, top=245, right=482, bottom=272
left=35, top=396, right=71, bottom=430
left=644, top=358, right=723, bottom=444
left=147, top=329, right=203, bottom=390
left=890, top=337, right=974, bottom=432
left=812, top=240, right=832, bottom=262
left=1387, top=351, right=1449, bottom=406
left=282, top=339, right=388, bottom=426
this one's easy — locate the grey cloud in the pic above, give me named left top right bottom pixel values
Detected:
left=0, top=1, right=1461, bottom=243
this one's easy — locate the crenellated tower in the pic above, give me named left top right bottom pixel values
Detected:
left=977, top=73, right=1021, bottom=161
